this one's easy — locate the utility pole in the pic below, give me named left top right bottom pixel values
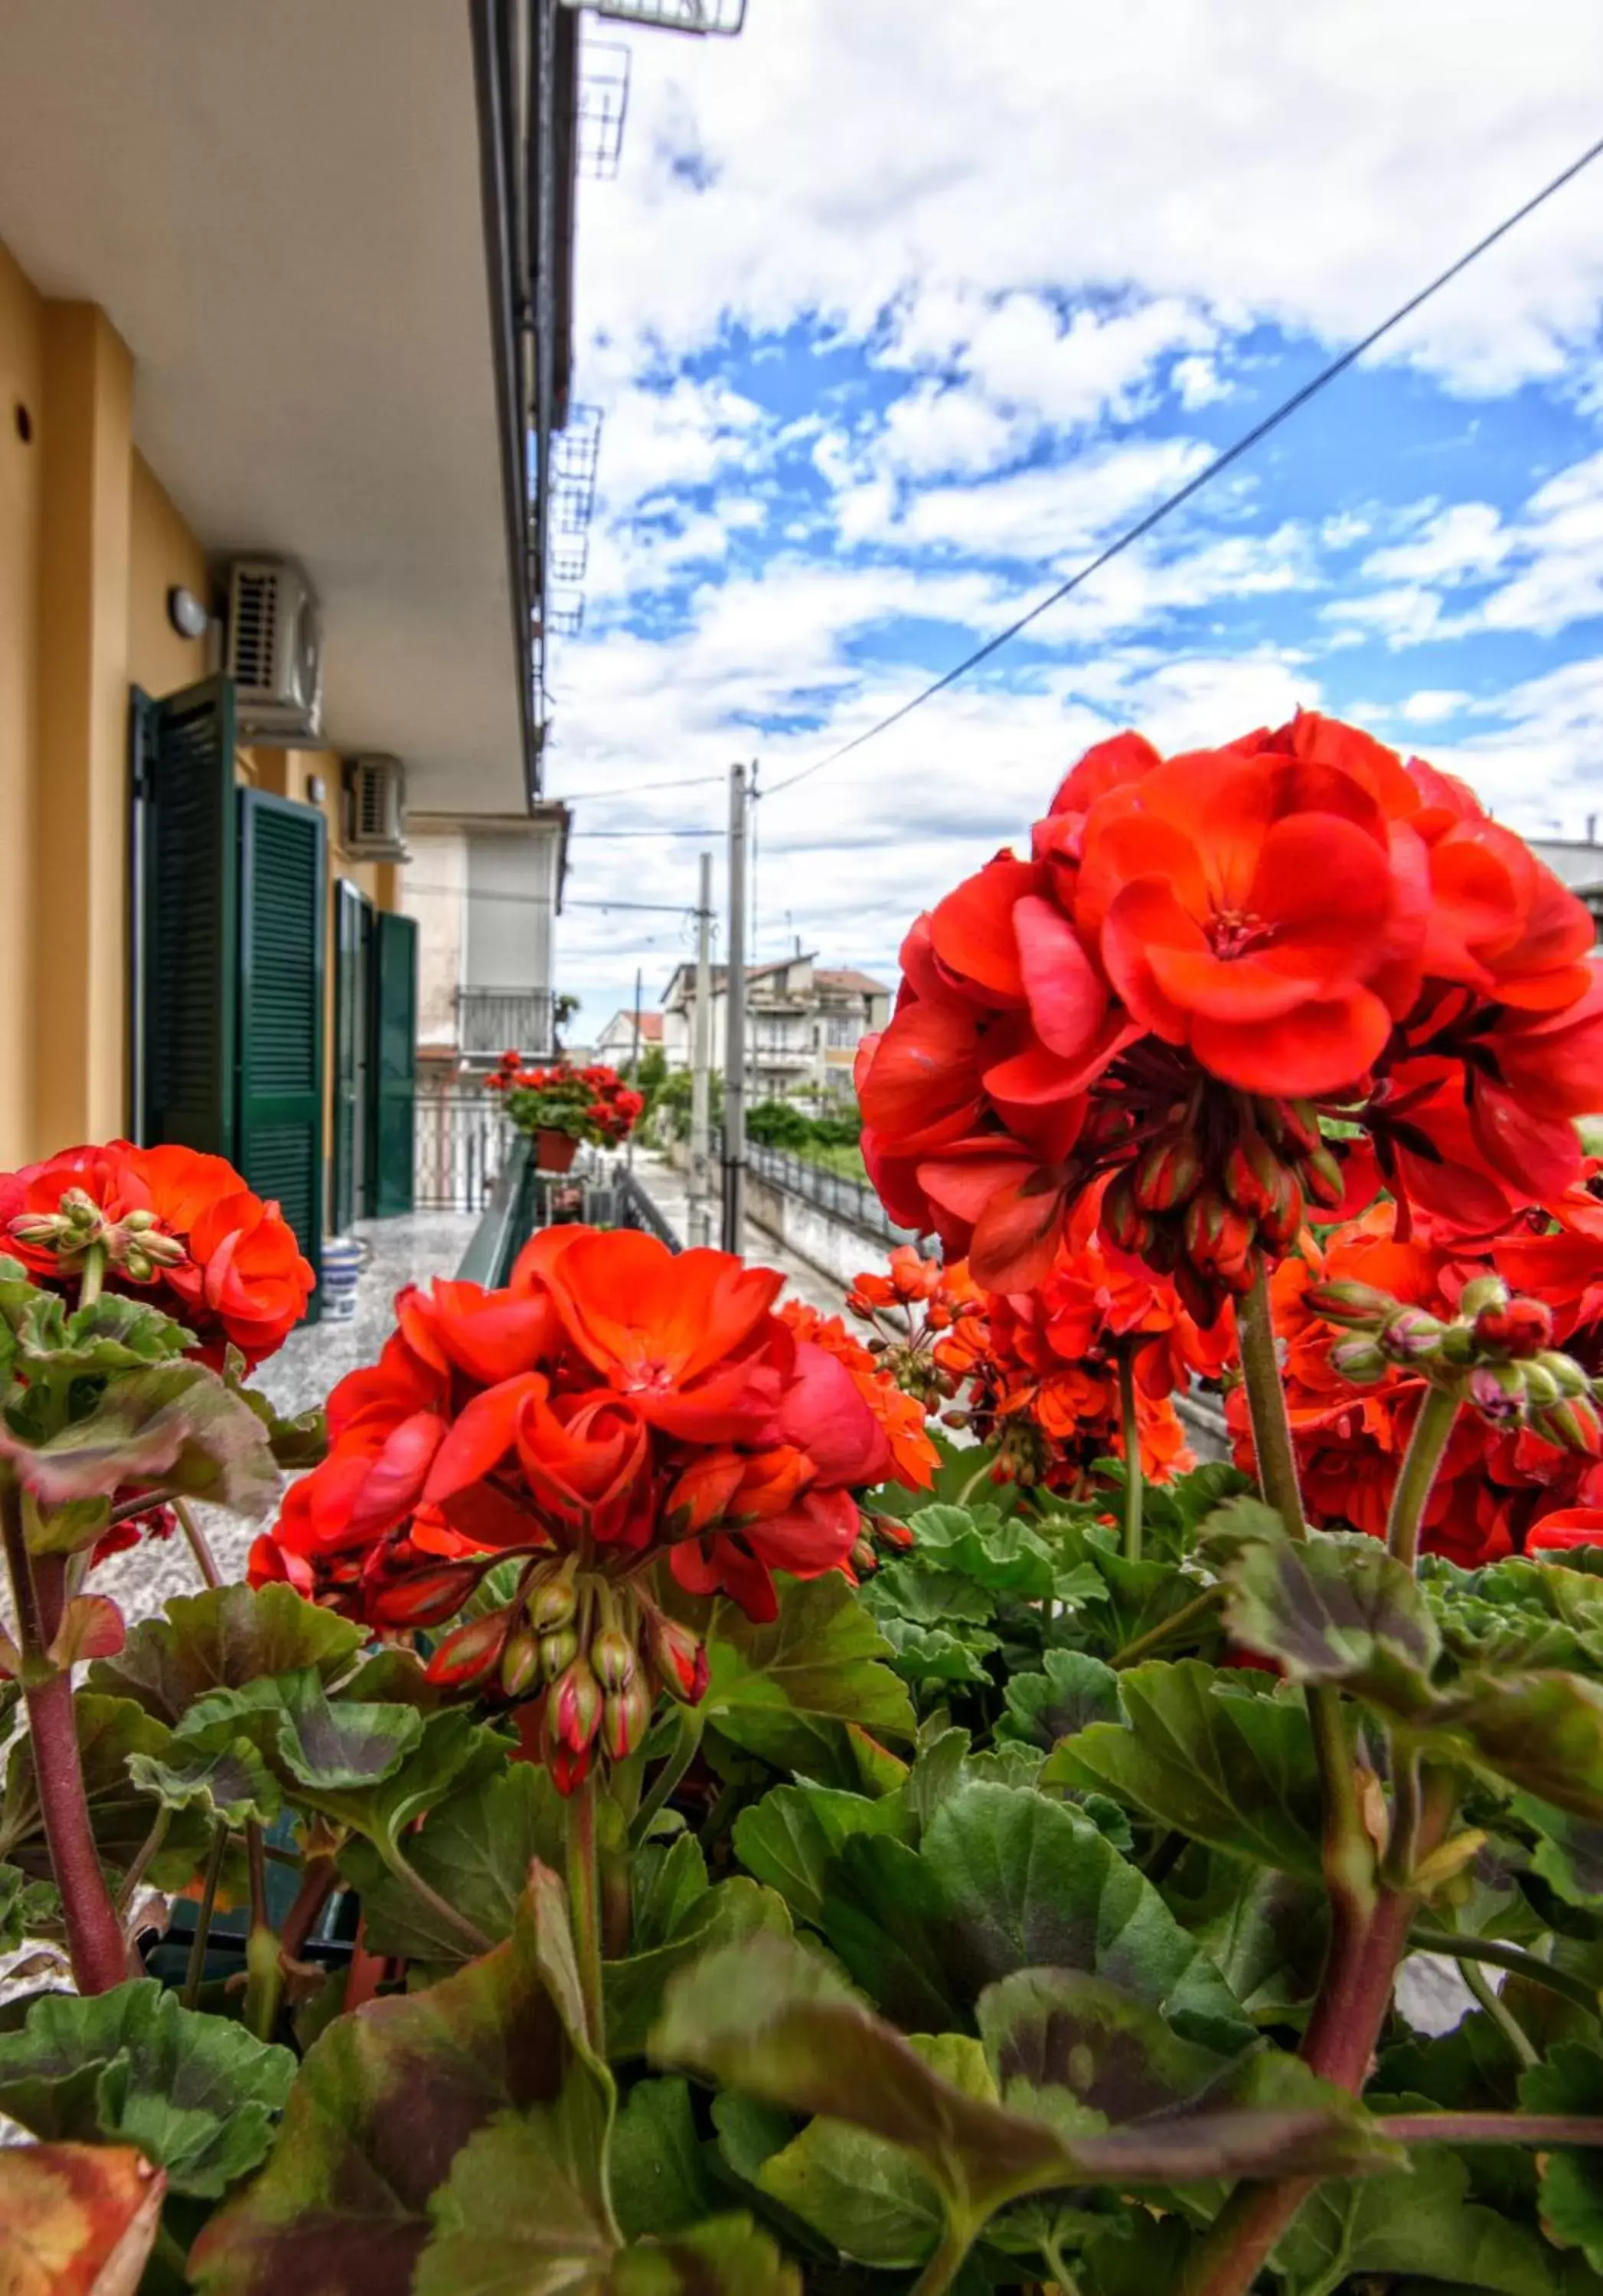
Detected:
left=721, top=762, right=748, bottom=1256
left=688, top=851, right=713, bottom=1248
left=625, top=964, right=642, bottom=1175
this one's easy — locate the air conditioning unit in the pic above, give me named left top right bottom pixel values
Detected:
left=225, top=557, right=323, bottom=742
left=344, top=755, right=410, bottom=862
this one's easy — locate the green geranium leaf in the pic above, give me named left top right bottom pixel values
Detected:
left=177, top=1667, right=424, bottom=1795
left=757, top=2034, right=993, bottom=2268
left=1043, top=1658, right=1326, bottom=1881
left=860, top=1561, right=997, bottom=1629
left=12, top=1289, right=191, bottom=1373
left=191, top=1865, right=604, bottom=2296
left=127, top=1736, right=282, bottom=1828
left=0, top=1980, right=294, bottom=2198
left=606, top=2215, right=802, bottom=2293
left=24, top=1498, right=112, bottom=1558
left=1425, top=1555, right=1603, bottom=1675
left=1273, top=2140, right=1566, bottom=2294
left=612, top=2076, right=720, bottom=2240
left=734, top=1782, right=913, bottom=1928
left=998, top=1649, right=1121, bottom=1750
left=631, top=1835, right=709, bottom=1955
left=1515, top=1795, right=1603, bottom=1907
left=978, top=1968, right=1229, bottom=2136
left=1190, top=1866, right=1330, bottom=2027
left=1523, top=2043, right=1603, bottom=2269
left=0, top=1694, right=209, bottom=1888
left=0, top=1862, right=60, bottom=1953
left=906, top=1505, right=1060, bottom=1598
left=0, top=1360, right=279, bottom=1514
left=819, top=1782, right=1253, bottom=2053
left=1215, top=1527, right=1440, bottom=1711
left=874, top=1616, right=999, bottom=1686
left=605, top=1877, right=793, bottom=2062
left=226, top=1361, right=328, bottom=1469
left=89, top=1582, right=364, bottom=1723
left=340, top=1760, right=566, bottom=1965
left=1431, top=1673, right=1603, bottom=1825
left=702, top=1574, right=916, bottom=1774
left=652, top=1933, right=1396, bottom=2265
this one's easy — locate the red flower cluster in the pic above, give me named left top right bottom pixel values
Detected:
left=1226, top=1188, right=1603, bottom=1567
left=0, top=1141, right=314, bottom=1367
left=930, top=1182, right=1228, bottom=1490
left=857, top=713, right=1603, bottom=1311
left=250, top=1227, right=931, bottom=1789
left=490, top=1057, right=645, bottom=1150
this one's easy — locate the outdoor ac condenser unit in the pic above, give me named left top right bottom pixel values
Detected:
left=344, top=755, right=410, bottom=862
left=225, top=557, right=324, bottom=742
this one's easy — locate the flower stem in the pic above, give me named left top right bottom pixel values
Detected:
left=77, top=1243, right=106, bottom=1306
left=240, top=1820, right=284, bottom=2043
left=115, top=1806, right=171, bottom=1919
left=1118, top=1343, right=1143, bottom=1562
left=629, top=1707, right=704, bottom=1848
left=279, top=1852, right=338, bottom=1965
left=1411, top=1926, right=1600, bottom=2014
left=1, top=1489, right=129, bottom=1993
left=381, top=1841, right=493, bottom=1958
left=953, top=1453, right=994, bottom=1508
left=183, top=1822, right=230, bottom=2010
left=172, top=1499, right=223, bottom=1590
left=911, top=2211, right=979, bottom=2296
left=1385, top=1384, right=1460, bottom=1568
left=1238, top=1263, right=1305, bottom=1541
left=1108, top=1583, right=1223, bottom=1670
left=1458, top=1953, right=1539, bottom=2068
left=566, top=1772, right=606, bottom=2053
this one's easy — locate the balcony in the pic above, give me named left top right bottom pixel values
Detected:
left=456, top=986, right=554, bottom=1060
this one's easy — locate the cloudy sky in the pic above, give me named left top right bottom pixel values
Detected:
left=541, top=0, right=1603, bottom=1040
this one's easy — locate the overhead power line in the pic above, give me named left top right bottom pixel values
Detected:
left=757, top=127, right=1603, bottom=801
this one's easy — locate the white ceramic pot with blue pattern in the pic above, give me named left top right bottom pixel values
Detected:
left=321, top=1235, right=364, bottom=1323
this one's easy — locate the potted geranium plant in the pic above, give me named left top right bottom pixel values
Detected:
left=491, top=1055, right=646, bottom=1171
left=8, top=715, right=1603, bottom=2295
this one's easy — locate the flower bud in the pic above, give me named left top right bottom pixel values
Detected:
left=1329, top=1336, right=1389, bottom=1384
left=8, top=1211, right=70, bottom=1247
left=424, top=1610, right=508, bottom=1691
left=1458, top=1273, right=1511, bottom=1320
left=1131, top=1136, right=1203, bottom=1215
left=1102, top=1171, right=1156, bottom=1255
left=1256, top=1167, right=1305, bottom=1252
left=500, top=1626, right=544, bottom=1700
left=365, top=1560, right=488, bottom=1628
left=1468, top=1362, right=1525, bottom=1426
left=850, top=1534, right=877, bottom=1577
left=1275, top=1097, right=1324, bottom=1156
left=1379, top=1307, right=1445, bottom=1364
left=1472, top=1295, right=1554, bottom=1357
left=527, top=1573, right=578, bottom=1633
left=544, top=1736, right=593, bottom=1796
left=1519, top=1358, right=1562, bottom=1410
left=601, top=1678, right=653, bottom=1763
left=1536, top=1350, right=1591, bottom=1399
left=550, top=1655, right=603, bottom=1753
left=1183, top=1188, right=1258, bottom=1289
left=1296, top=1143, right=1345, bottom=1210
left=647, top=1612, right=710, bottom=1705
left=589, top=1626, right=637, bottom=1694
left=1535, top=1395, right=1603, bottom=1456
left=539, top=1625, right=580, bottom=1681
left=1304, top=1279, right=1397, bottom=1329
left=1222, top=1132, right=1282, bottom=1219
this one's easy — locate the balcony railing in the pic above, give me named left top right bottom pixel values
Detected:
left=415, top=1079, right=517, bottom=1212
left=456, top=987, right=554, bottom=1059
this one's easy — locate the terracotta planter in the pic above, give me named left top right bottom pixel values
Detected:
left=534, top=1127, right=579, bottom=1174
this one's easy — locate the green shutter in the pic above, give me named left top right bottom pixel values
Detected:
left=369, top=910, right=418, bottom=1217
left=331, top=881, right=370, bottom=1234
left=238, top=788, right=326, bottom=1308
left=137, top=677, right=238, bottom=1158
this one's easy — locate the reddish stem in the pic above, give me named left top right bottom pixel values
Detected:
left=4, top=1526, right=132, bottom=1995
left=279, top=1853, right=338, bottom=1964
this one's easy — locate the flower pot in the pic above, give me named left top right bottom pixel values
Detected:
left=535, top=1128, right=579, bottom=1174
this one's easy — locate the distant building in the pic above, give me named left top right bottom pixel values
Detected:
left=1529, top=840, right=1603, bottom=941
left=406, top=807, right=571, bottom=1071
left=595, top=1009, right=664, bottom=1070
left=660, top=954, right=890, bottom=1104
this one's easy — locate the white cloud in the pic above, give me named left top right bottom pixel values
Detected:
left=1360, top=501, right=1511, bottom=585
left=1173, top=354, right=1231, bottom=408
left=1399, top=688, right=1472, bottom=722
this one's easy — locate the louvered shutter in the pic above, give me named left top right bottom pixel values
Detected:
left=369, top=911, right=417, bottom=1217
left=331, top=880, right=370, bottom=1234
left=238, top=788, right=326, bottom=1310
left=137, top=678, right=239, bottom=1157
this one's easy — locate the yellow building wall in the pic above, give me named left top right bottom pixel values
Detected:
left=127, top=451, right=207, bottom=700
left=0, top=240, right=43, bottom=1169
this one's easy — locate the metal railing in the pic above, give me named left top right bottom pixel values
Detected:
left=741, top=1138, right=920, bottom=1247
left=415, top=1080, right=516, bottom=1212
left=455, top=987, right=555, bottom=1058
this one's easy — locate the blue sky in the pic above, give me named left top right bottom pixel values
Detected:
left=541, top=0, right=1603, bottom=1041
